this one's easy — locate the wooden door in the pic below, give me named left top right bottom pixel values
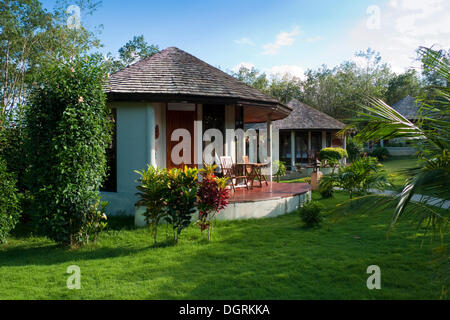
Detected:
left=166, top=105, right=196, bottom=169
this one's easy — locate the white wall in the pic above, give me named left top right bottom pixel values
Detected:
left=101, top=101, right=163, bottom=215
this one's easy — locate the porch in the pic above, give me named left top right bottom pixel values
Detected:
left=279, top=129, right=345, bottom=170
left=218, top=182, right=312, bottom=220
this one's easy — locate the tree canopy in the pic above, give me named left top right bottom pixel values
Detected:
left=231, top=48, right=426, bottom=122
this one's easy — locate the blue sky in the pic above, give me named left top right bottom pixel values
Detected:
left=41, top=0, right=450, bottom=77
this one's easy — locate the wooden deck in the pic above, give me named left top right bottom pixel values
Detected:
left=228, top=182, right=311, bottom=203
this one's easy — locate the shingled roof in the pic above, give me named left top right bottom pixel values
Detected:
left=246, top=99, right=345, bottom=130
left=391, top=95, right=420, bottom=120
left=106, top=47, right=290, bottom=119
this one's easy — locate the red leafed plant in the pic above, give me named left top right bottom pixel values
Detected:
left=196, top=164, right=230, bottom=241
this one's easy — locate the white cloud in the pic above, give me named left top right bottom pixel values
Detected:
left=348, top=0, right=450, bottom=73
left=231, top=62, right=255, bottom=73
left=263, top=26, right=300, bottom=55
left=306, top=36, right=324, bottom=43
left=234, top=37, right=255, bottom=46
left=264, top=65, right=305, bottom=80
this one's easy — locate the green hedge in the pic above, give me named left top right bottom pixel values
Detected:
left=0, top=157, right=20, bottom=243
left=318, top=147, right=348, bottom=161
left=24, top=55, right=112, bottom=247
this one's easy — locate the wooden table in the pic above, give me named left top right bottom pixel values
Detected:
left=235, top=162, right=269, bottom=188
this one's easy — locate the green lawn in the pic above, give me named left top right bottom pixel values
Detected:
left=0, top=191, right=446, bottom=300
left=382, top=156, right=419, bottom=191
left=283, top=156, right=419, bottom=190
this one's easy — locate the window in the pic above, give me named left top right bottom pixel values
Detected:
left=203, top=104, right=225, bottom=135
left=235, top=105, right=244, bottom=130
left=326, top=132, right=332, bottom=147
left=311, top=132, right=322, bottom=151
left=295, top=132, right=308, bottom=163
left=279, top=131, right=291, bottom=164
left=101, top=109, right=117, bottom=192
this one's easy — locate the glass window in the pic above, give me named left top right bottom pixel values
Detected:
left=295, top=132, right=308, bottom=163
left=326, top=132, right=332, bottom=147
left=101, top=109, right=117, bottom=192
left=279, top=131, right=291, bottom=164
left=311, top=132, right=322, bottom=151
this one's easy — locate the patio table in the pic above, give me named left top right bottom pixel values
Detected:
left=235, top=162, right=269, bottom=189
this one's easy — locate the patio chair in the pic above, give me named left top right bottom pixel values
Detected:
left=219, top=156, right=249, bottom=191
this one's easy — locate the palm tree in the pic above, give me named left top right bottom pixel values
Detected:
left=351, top=47, right=449, bottom=232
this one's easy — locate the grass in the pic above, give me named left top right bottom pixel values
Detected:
left=0, top=191, right=446, bottom=300
left=382, top=156, right=419, bottom=191
left=282, top=156, right=419, bottom=191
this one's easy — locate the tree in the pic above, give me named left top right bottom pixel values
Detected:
left=267, top=74, right=302, bottom=104
left=104, top=35, right=160, bottom=74
left=0, top=0, right=52, bottom=117
left=231, top=66, right=268, bottom=92
left=420, top=47, right=449, bottom=87
left=385, top=69, right=422, bottom=105
left=25, top=55, right=112, bottom=247
left=353, top=47, right=449, bottom=232
left=0, top=0, right=102, bottom=119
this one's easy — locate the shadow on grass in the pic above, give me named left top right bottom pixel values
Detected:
left=0, top=241, right=153, bottom=267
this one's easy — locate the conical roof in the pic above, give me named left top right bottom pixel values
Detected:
left=106, top=47, right=290, bottom=118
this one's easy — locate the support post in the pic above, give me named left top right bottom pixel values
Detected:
left=322, top=131, right=326, bottom=149
left=267, top=115, right=272, bottom=182
left=308, top=131, right=311, bottom=151
left=290, top=131, right=295, bottom=169
left=195, top=104, right=203, bottom=170
left=146, top=104, right=156, bottom=167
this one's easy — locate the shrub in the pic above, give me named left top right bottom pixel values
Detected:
left=135, top=166, right=169, bottom=244
left=320, top=157, right=389, bottom=199
left=370, top=146, right=390, bottom=161
left=319, top=147, right=348, bottom=162
left=346, top=137, right=364, bottom=162
left=299, top=200, right=324, bottom=227
left=319, top=178, right=334, bottom=198
left=319, top=147, right=348, bottom=172
left=164, top=166, right=199, bottom=243
left=196, top=165, right=230, bottom=241
left=0, top=120, right=27, bottom=191
left=24, top=55, right=112, bottom=247
left=273, top=160, right=287, bottom=182
left=0, top=157, right=20, bottom=243
left=135, top=166, right=201, bottom=244
left=81, top=196, right=108, bottom=244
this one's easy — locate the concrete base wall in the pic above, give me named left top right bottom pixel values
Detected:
left=101, top=191, right=136, bottom=216
left=217, top=191, right=311, bottom=221
left=134, top=190, right=312, bottom=227
left=386, top=147, right=417, bottom=156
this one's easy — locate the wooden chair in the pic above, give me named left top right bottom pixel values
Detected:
left=219, top=156, right=249, bottom=191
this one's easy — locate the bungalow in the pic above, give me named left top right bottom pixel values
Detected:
left=379, top=95, right=420, bottom=156
left=101, top=47, right=292, bottom=215
left=247, top=99, right=346, bottom=170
